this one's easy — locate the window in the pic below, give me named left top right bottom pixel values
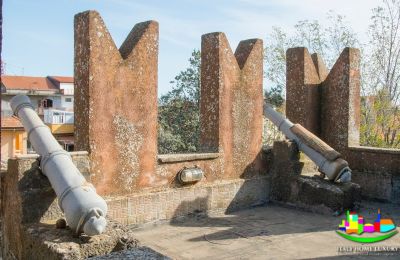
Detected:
left=15, top=133, right=21, bottom=151
left=42, top=99, right=53, bottom=108
left=65, top=144, right=74, bottom=152
left=65, top=98, right=72, bottom=102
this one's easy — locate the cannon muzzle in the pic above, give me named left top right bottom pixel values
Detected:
left=10, top=95, right=108, bottom=236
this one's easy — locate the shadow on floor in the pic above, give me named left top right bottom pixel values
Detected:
left=170, top=201, right=337, bottom=242
left=169, top=199, right=400, bottom=244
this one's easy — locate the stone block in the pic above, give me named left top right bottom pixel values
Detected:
left=270, top=141, right=361, bottom=214
left=288, top=176, right=361, bottom=213
left=272, top=140, right=300, bottom=164
left=270, top=140, right=303, bottom=202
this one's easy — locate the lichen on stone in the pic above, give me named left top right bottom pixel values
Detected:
left=113, top=115, right=143, bottom=191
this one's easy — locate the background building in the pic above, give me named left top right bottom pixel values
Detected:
left=1, top=75, right=74, bottom=168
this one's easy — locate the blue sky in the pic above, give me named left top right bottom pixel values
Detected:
left=3, top=0, right=380, bottom=95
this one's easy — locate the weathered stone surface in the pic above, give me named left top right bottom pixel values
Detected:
left=320, top=47, right=361, bottom=150
left=289, top=176, right=361, bottom=213
left=199, top=33, right=265, bottom=180
left=346, top=146, right=400, bottom=177
left=270, top=140, right=303, bottom=202
left=74, top=10, right=159, bottom=195
left=1, top=153, right=134, bottom=259
left=351, top=171, right=393, bottom=201
left=392, top=176, right=400, bottom=204
left=74, top=11, right=267, bottom=196
left=311, top=53, right=329, bottom=82
left=270, top=140, right=361, bottom=214
left=286, top=47, right=324, bottom=135
left=16, top=220, right=139, bottom=260
left=106, top=176, right=270, bottom=225
left=285, top=47, right=400, bottom=200
left=299, top=153, right=319, bottom=176
left=91, top=246, right=169, bottom=260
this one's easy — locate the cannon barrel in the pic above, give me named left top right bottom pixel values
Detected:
left=10, top=95, right=108, bottom=236
left=264, top=103, right=351, bottom=183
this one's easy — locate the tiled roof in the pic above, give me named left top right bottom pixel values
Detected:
left=48, top=76, right=74, bottom=83
left=1, top=117, right=23, bottom=129
left=1, top=75, right=58, bottom=91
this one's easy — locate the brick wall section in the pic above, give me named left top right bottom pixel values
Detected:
left=106, top=177, right=270, bottom=225
left=74, top=11, right=159, bottom=195
left=286, top=47, right=400, bottom=201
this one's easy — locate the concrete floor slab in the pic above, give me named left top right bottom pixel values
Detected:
left=131, top=202, right=400, bottom=259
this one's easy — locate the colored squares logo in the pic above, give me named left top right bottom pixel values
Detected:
left=337, top=209, right=398, bottom=243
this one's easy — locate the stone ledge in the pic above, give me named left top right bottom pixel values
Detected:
left=15, top=151, right=89, bottom=159
left=157, top=153, right=219, bottom=163
left=348, top=146, right=400, bottom=155
left=293, top=176, right=361, bottom=212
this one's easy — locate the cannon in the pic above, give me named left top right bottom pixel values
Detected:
left=264, top=103, right=351, bottom=183
left=10, top=95, right=108, bottom=236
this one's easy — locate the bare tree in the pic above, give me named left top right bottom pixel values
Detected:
left=263, top=12, right=360, bottom=146
left=363, top=0, right=400, bottom=147
left=264, top=11, right=360, bottom=101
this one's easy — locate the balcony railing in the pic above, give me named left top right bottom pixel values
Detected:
left=60, top=89, right=74, bottom=95
left=44, top=109, right=74, bottom=124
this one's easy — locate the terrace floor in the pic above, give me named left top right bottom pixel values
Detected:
left=130, top=201, right=400, bottom=259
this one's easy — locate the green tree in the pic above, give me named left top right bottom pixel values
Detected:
left=158, top=50, right=201, bottom=154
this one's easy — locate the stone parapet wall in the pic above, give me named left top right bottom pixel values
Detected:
left=285, top=47, right=400, bottom=202
left=2, top=153, right=271, bottom=258
left=74, top=11, right=266, bottom=196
